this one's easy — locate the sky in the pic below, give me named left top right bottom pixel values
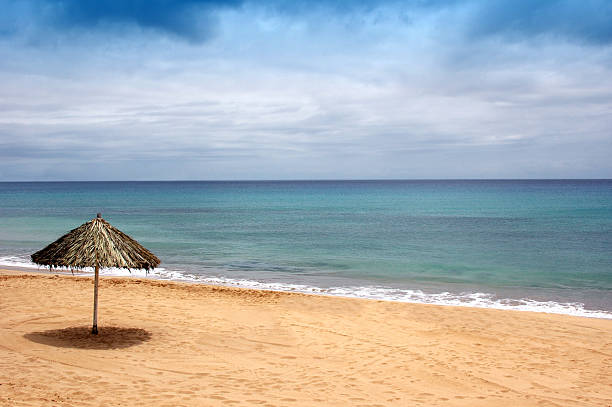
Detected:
left=0, top=0, right=611, bottom=180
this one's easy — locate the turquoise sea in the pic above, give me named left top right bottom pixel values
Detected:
left=0, top=180, right=611, bottom=318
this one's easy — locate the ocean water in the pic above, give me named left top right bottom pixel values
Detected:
left=0, top=180, right=611, bottom=318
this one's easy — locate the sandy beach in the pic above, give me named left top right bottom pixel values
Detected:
left=1, top=269, right=610, bottom=406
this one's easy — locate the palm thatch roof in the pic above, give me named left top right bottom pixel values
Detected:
left=31, top=215, right=160, bottom=271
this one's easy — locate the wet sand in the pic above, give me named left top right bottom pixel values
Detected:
left=1, top=269, right=611, bottom=406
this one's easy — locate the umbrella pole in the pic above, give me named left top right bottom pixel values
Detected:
left=92, top=264, right=99, bottom=335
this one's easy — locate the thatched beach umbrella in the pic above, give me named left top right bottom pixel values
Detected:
left=31, top=214, right=160, bottom=334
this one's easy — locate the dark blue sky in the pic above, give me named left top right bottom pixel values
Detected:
left=1, top=0, right=611, bottom=180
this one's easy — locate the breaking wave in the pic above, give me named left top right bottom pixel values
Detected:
left=1, top=255, right=610, bottom=320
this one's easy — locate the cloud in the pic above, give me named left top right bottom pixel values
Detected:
left=1, top=42, right=610, bottom=180
left=0, top=0, right=611, bottom=180
left=3, top=0, right=612, bottom=45
left=466, top=0, right=612, bottom=45
left=240, top=0, right=612, bottom=46
left=2, top=0, right=244, bottom=42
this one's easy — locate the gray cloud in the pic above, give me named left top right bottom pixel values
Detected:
left=2, top=0, right=612, bottom=45
left=0, top=1, right=611, bottom=180
left=465, top=0, right=612, bottom=45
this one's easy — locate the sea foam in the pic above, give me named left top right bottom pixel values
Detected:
left=1, top=255, right=610, bottom=320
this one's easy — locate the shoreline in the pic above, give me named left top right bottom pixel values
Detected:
left=1, top=259, right=611, bottom=320
left=0, top=267, right=579, bottom=318
left=1, top=268, right=611, bottom=406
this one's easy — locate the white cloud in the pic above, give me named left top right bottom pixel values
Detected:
left=0, top=3, right=611, bottom=180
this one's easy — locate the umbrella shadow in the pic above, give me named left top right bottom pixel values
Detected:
left=24, top=326, right=152, bottom=350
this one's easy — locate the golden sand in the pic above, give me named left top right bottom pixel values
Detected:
left=1, top=269, right=611, bottom=406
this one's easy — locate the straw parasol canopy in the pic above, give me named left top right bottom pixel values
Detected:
left=31, top=213, right=160, bottom=334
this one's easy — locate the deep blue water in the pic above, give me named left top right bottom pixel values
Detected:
left=1, top=180, right=611, bottom=317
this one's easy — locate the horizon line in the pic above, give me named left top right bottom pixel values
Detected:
left=1, top=178, right=612, bottom=183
